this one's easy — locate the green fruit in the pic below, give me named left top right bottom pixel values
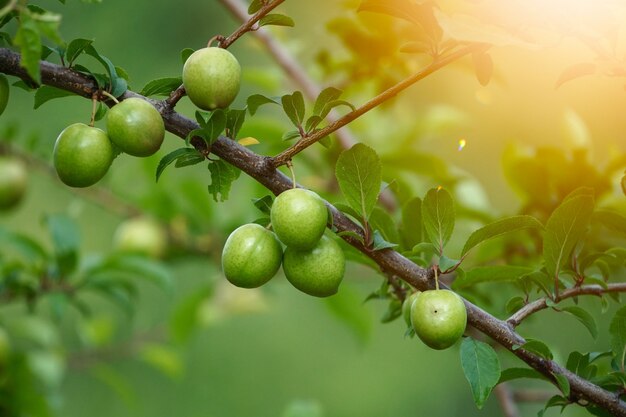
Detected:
left=221, top=223, right=283, bottom=289
left=283, top=235, right=345, bottom=297
left=53, top=123, right=113, bottom=188
left=0, top=74, right=8, bottom=116
left=114, top=217, right=167, bottom=258
left=0, top=156, right=27, bottom=211
left=410, top=289, right=467, bottom=350
left=402, top=292, right=420, bottom=327
left=182, top=47, right=241, bottom=110
left=106, top=98, right=165, bottom=157
left=270, top=188, right=328, bottom=250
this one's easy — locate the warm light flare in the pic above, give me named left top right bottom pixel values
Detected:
left=458, top=139, right=467, bottom=151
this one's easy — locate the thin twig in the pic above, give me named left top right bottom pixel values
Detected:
left=507, top=282, right=626, bottom=327
left=2, top=48, right=626, bottom=417
left=220, top=0, right=286, bottom=49
left=270, top=43, right=483, bottom=168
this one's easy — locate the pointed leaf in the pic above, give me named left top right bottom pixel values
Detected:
left=610, top=305, right=626, bottom=370
left=514, top=338, right=553, bottom=360
left=553, top=373, right=571, bottom=396
left=65, top=38, right=93, bottom=65
left=156, top=148, right=201, bottom=182
left=203, top=110, right=227, bottom=145
left=14, top=11, right=41, bottom=84
left=400, top=197, right=423, bottom=250
left=498, top=367, right=546, bottom=383
left=462, top=215, right=543, bottom=256
left=453, top=265, right=535, bottom=290
left=371, top=230, right=397, bottom=251
left=335, top=143, right=382, bottom=222
left=225, top=108, right=246, bottom=139
left=247, top=94, right=279, bottom=115
left=313, top=87, right=342, bottom=115
left=180, top=47, right=194, bottom=65
left=34, top=86, right=75, bottom=109
left=139, top=77, right=182, bottom=97
left=561, top=306, right=598, bottom=339
left=460, top=337, right=501, bottom=409
left=207, top=159, right=241, bottom=202
left=281, top=91, right=305, bottom=128
left=252, top=195, right=273, bottom=215
left=422, top=187, right=455, bottom=254
left=258, top=13, right=295, bottom=28
left=543, top=191, right=594, bottom=279
left=248, top=0, right=262, bottom=15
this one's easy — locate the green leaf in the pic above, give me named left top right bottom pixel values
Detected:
left=207, top=159, right=241, bottom=202
left=304, top=115, right=323, bottom=133
left=319, top=99, right=356, bottom=119
left=553, top=373, right=570, bottom=396
left=258, top=13, right=295, bottom=28
left=498, top=367, right=546, bottom=383
left=593, top=210, right=626, bottom=236
left=84, top=45, right=127, bottom=97
left=515, top=338, right=553, bottom=360
left=400, top=197, right=423, bottom=250
left=281, top=129, right=301, bottom=141
left=438, top=255, right=459, bottom=272
left=252, top=195, right=273, bottom=215
left=225, top=108, right=246, bottom=139
left=156, top=148, right=202, bottom=182
left=247, top=94, right=279, bottom=116
left=139, top=344, right=183, bottom=380
left=34, top=85, right=75, bottom=109
left=372, top=230, right=398, bottom=250
left=460, top=337, right=501, bottom=409
left=14, top=11, right=42, bottom=84
left=91, top=255, right=173, bottom=292
left=43, top=213, right=79, bottom=276
left=281, top=91, right=305, bottom=128
left=369, top=207, right=399, bottom=245
left=452, top=265, right=534, bottom=290
left=180, top=47, right=194, bottom=64
left=139, top=77, right=182, bottom=97
left=610, top=305, right=626, bottom=370
left=324, top=284, right=372, bottom=344
left=335, top=143, right=382, bottom=222
left=174, top=153, right=205, bottom=168
left=0, top=229, right=48, bottom=262
left=247, top=0, right=262, bottom=14
left=202, top=109, right=227, bottom=145
left=30, top=9, right=62, bottom=46
left=461, top=215, right=543, bottom=257
left=543, top=191, right=594, bottom=280
left=422, top=187, right=455, bottom=255
left=65, top=38, right=93, bottom=66
left=561, top=306, right=598, bottom=339
left=313, top=87, right=342, bottom=115
left=380, top=298, right=402, bottom=323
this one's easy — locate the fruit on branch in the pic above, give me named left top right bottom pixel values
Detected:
left=53, top=123, right=113, bottom=188
left=270, top=188, right=328, bottom=250
left=221, top=223, right=283, bottom=288
left=0, top=156, right=27, bottom=211
left=0, top=74, right=8, bottom=116
left=402, top=291, right=420, bottom=327
left=106, top=98, right=165, bottom=157
left=410, top=289, right=467, bottom=350
left=283, top=235, right=345, bottom=297
left=114, top=217, right=168, bottom=258
left=182, top=47, right=241, bottom=110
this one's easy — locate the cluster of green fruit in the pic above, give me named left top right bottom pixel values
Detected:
left=403, top=288, right=467, bottom=350
left=221, top=188, right=346, bottom=297
left=53, top=97, right=165, bottom=188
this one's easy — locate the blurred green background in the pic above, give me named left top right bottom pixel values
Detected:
left=1, top=0, right=625, bottom=416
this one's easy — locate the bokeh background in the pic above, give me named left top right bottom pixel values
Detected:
left=1, top=0, right=625, bottom=416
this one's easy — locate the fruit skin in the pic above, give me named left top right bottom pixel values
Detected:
left=410, top=289, right=467, bottom=350
left=182, top=47, right=241, bottom=110
left=53, top=123, right=113, bottom=188
left=0, top=74, right=9, bottom=116
left=114, top=217, right=167, bottom=258
left=106, top=98, right=165, bottom=157
left=402, top=292, right=420, bottom=327
left=270, top=188, right=328, bottom=250
left=221, top=223, right=283, bottom=289
left=283, top=235, right=345, bottom=297
left=0, top=156, right=27, bottom=211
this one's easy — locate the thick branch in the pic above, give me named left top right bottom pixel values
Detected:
left=507, top=282, right=626, bottom=327
left=1, top=48, right=626, bottom=416
left=270, top=43, right=483, bottom=168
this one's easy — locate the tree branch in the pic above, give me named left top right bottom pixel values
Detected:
left=507, top=282, right=626, bottom=327
left=219, top=0, right=286, bottom=49
left=270, top=43, right=483, bottom=168
left=1, top=48, right=626, bottom=416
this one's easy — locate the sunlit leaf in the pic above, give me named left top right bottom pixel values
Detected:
left=461, top=215, right=543, bottom=257
left=422, top=187, right=454, bottom=255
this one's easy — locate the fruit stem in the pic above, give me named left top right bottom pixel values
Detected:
left=286, top=160, right=296, bottom=189
left=89, top=94, right=98, bottom=127
left=434, top=266, right=439, bottom=291
left=208, top=35, right=226, bottom=48
left=100, top=90, right=120, bottom=104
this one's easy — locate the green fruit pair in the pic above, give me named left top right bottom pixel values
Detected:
left=53, top=98, right=165, bottom=188
left=404, top=289, right=467, bottom=350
